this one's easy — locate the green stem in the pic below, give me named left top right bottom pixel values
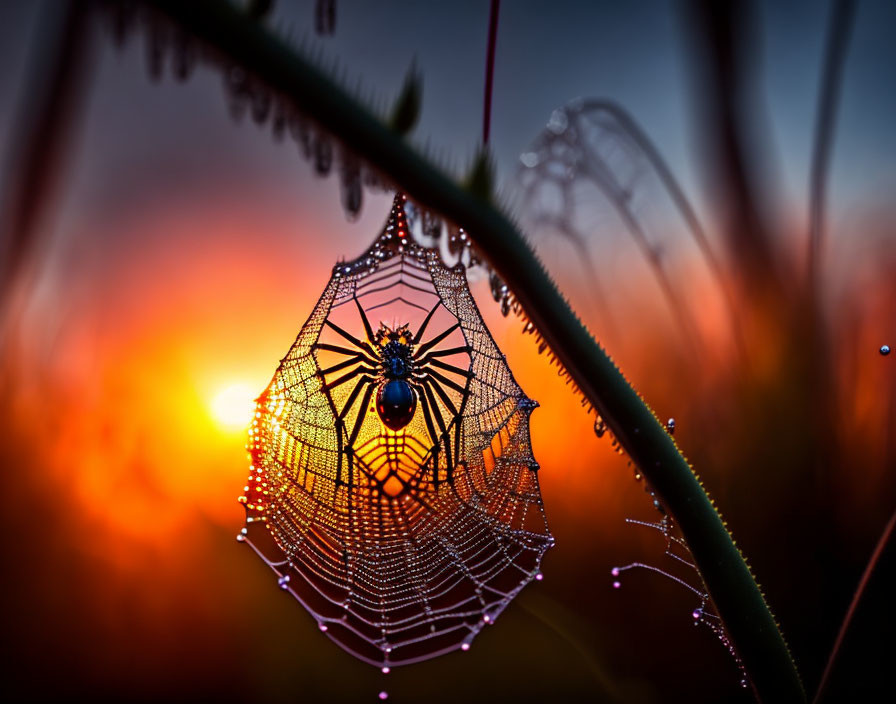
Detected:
left=145, top=1, right=805, bottom=700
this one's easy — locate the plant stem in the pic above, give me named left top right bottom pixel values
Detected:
left=145, top=1, right=805, bottom=699
left=1, top=0, right=92, bottom=315
left=481, top=0, right=500, bottom=145
left=812, top=508, right=896, bottom=703
left=807, top=0, right=857, bottom=290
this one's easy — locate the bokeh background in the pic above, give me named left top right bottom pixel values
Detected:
left=1, top=1, right=894, bottom=702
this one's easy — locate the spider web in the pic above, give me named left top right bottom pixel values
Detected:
left=239, top=194, right=553, bottom=668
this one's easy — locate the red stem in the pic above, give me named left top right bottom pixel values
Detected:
left=482, top=0, right=500, bottom=145
left=812, top=508, right=896, bottom=703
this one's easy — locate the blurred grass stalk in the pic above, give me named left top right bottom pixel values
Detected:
left=0, top=0, right=93, bottom=341
left=133, top=0, right=806, bottom=700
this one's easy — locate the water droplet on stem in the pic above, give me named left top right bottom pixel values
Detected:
left=314, top=137, right=333, bottom=175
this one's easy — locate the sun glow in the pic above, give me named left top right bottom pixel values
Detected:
left=210, top=382, right=256, bottom=431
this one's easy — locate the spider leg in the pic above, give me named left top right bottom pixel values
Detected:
left=420, top=375, right=458, bottom=418
left=452, top=378, right=472, bottom=466
left=337, top=374, right=375, bottom=486
left=411, top=302, right=441, bottom=344
left=324, top=320, right=378, bottom=358
left=414, top=322, right=461, bottom=357
left=416, top=388, right=442, bottom=487
left=337, top=374, right=374, bottom=422
left=426, top=345, right=471, bottom=357
left=428, top=358, right=473, bottom=378
left=315, top=342, right=379, bottom=366
left=420, top=383, right=454, bottom=485
left=319, top=353, right=370, bottom=377
left=422, top=371, right=472, bottom=471
left=353, top=295, right=377, bottom=345
left=424, top=368, right=467, bottom=396
left=324, top=365, right=378, bottom=392
left=321, top=365, right=373, bottom=487
left=334, top=422, right=344, bottom=487
left=345, top=382, right=376, bottom=483
left=414, top=345, right=471, bottom=367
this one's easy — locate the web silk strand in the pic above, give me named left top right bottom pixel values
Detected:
left=482, top=0, right=500, bottom=145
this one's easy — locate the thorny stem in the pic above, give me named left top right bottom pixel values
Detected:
left=145, top=1, right=805, bottom=700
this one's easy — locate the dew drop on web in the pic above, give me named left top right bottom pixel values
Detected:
left=547, top=108, right=569, bottom=134
left=238, top=194, right=553, bottom=670
left=520, top=152, right=540, bottom=168
left=615, top=516, right=749, bottom=690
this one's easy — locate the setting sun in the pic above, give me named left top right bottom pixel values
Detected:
left=210, top=382, right=256, bottom=431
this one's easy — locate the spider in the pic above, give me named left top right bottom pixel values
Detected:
left=313, top=297, right=472, bottom=489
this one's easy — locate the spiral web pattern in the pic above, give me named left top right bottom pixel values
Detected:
left=239, top=195, right=553, bottom=667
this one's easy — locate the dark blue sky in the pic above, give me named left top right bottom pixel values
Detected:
left=2, top=0, right=895, bottom=238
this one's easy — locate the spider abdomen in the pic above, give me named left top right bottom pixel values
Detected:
left=376, top=380, right=417, bottom=430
